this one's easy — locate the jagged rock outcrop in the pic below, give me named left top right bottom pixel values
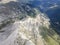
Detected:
left=0, top=1, right=60, bottom=45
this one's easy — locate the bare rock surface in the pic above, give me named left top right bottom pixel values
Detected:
left=0, top=1, right=50, bottom=45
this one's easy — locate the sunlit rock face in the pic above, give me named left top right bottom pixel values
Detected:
left=0, top=1, right=60, bottom=45
left=15, top=14, right=50, bottom=45
left=0, top=0, right=34, bottom=4
left=0, top=0, right=17, bottom=3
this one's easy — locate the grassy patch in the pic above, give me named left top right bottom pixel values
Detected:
left=39, top=26, right=60, bottom=45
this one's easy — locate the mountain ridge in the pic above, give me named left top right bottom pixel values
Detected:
left=0, top=1, right=60, bottom=45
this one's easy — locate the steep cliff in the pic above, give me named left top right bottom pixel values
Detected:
left=0, top=1, right=60, bottom=45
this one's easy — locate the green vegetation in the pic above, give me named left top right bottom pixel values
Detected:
left=27, top=10, right=36, bottom=18
left=27, top=8, right=40, bottom=18
left=39, top=26, right=60, bottom=45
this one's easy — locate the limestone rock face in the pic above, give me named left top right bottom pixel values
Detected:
left=0, top=1, right=59, bottom=45
left=15, top=15, right=49, bottom=45
left=0, top=0, right=17, bottom=3
left=0, top=0, right=34, bottom=4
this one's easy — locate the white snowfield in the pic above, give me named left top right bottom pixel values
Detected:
left=0, top=29, right=18, bottom=45
left=0, top=22, right=19, bottom=45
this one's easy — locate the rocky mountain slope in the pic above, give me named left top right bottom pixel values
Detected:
left=0, top=1, right=60, bottom=45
